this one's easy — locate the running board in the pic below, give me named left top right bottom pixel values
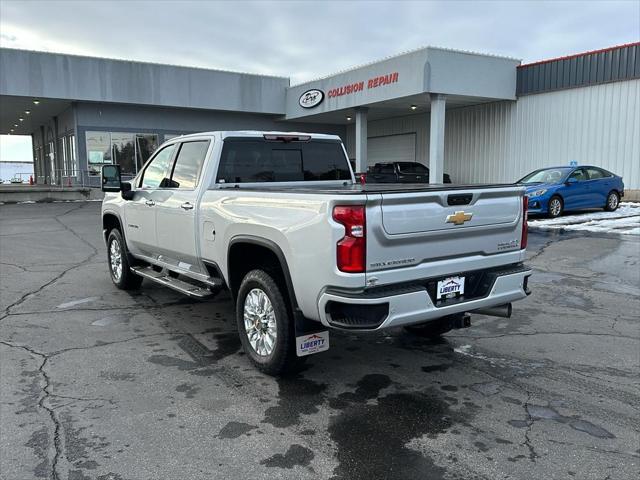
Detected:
left=131, top=266, right=213, bottom=299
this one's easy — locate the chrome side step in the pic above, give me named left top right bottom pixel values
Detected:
left=131, top=266, right=213, bottom=299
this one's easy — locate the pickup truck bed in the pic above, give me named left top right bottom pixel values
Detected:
left=221, top=182, right=515, bottom=194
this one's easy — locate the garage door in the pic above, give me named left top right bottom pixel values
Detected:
left=367, top=133, right=416, bottom=167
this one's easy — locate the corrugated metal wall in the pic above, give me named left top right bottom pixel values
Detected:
left=517, top=43, right=640, bottom=95
left=445, top=78, right=640, bottom=189
left=346, top=78, right=640, bottom=190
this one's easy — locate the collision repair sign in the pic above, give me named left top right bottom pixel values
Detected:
left=327, top=72, right=399, bottom=99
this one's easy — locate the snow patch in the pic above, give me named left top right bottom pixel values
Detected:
left=529, top=202, right=640, bottom=235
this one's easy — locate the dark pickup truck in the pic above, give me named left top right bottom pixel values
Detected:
left=367, top=162, right=452, bottom=184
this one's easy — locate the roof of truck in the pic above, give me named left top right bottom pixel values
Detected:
left=177, top=131, right=342, bottom=141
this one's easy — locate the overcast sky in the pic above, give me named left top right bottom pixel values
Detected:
left=1, top=0, right=639, bottom=161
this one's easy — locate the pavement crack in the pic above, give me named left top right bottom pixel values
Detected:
left=522, top=391, right=539, bottom=463
left=2, top=203, right=103, bottom=320
left=49, top=332, right=185, bottom=357
left=462, top=331, right=638, bottom=341
left=0, top=341, right=63, bottom=480
left=527, top=238, right=555, bottom=262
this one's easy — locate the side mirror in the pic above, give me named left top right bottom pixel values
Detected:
left=565, top=177, right=578, bottom=186
left=101, top=165, right=122, bottom=192
left=121, top=182, right=134, bottom=201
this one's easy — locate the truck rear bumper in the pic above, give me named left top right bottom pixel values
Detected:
left=317, top=264, right=531, bottom=331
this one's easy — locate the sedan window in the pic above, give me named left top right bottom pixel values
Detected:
left=586, top=167, right=606, bottom=180
left=519, top=168, right=572, bottom=184
left=569, top=168, right=588, bottom=182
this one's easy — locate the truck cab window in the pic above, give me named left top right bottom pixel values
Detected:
left=217, top=139, right=350, bottom=183
left=140, top=144, right=176, bottom=189
left=169, top=141, right=209, bottom=189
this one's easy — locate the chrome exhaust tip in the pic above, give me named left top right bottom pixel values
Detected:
left=471, top=303, right=512, bottom=319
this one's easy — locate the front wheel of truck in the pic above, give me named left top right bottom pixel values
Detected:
left=236, top=269, right=300, bottom=375
left=107, top=229, right=143, bottom=290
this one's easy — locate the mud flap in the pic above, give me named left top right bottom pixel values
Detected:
left=294, top=310, right=329, bottom=357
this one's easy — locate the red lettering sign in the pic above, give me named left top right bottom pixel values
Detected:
left=327, top=72, right=398, bottom=100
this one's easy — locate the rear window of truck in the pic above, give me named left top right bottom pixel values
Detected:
left=216, top=138, right=351, bottom=183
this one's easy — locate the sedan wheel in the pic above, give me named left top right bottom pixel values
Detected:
left=606, top=192, right=620, bottom=211
left=548, top=197, right=563, bottom=218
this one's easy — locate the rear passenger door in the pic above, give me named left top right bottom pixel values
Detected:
left=155, top=139, right=211, bottom=272
left=585, top=167, right=610, bottom=206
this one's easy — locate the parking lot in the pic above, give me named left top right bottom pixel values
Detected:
left=1, top=201, right=638, bottom=480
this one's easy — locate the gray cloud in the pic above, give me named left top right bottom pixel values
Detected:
left=0, top=0, right=638, bottom=84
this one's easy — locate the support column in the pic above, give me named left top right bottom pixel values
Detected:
left=40, top=125, right=48, bottom=184
left=355, top=107, right=368, bottom=174
left=428, top=93, right=446, bottom=184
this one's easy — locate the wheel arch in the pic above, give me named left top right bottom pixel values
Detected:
left=102, top=211, right=124, bottom=243
left=227, top=235, right=298, bottom=313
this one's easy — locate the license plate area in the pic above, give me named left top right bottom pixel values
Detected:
left=436, top=276, right=465, bottom=300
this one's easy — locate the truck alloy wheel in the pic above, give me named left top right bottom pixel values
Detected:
left=106, top=229, right=143, bottom=290
left=243, top=288, right=277, bottom=356
left=235, top=269, right=300, bottom=375
left=109, top=237, right=123, bottom=282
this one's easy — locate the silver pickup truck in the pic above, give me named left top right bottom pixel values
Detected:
left=101, top=131, right=531, bottom=374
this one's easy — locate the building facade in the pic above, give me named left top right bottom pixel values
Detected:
left=1, top=42, right=638, bottom=194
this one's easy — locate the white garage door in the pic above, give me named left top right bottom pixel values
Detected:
left=367, top=133, right=416, bottom=167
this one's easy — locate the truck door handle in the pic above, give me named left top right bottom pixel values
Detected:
left=145, top=200, right=155, bottom=207
left=180, top=202, right=194, bottom=210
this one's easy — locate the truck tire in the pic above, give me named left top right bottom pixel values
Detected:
left=236, top=269, right=299, bottom=375
left=404, top=317, right=454, bottom=338
left=107, top=229, right=143, bottom=290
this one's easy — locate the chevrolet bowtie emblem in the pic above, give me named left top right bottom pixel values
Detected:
left=446, top=211, right=473, bottom=225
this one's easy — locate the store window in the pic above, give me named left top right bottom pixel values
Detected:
left=86, top=131, right=158, bottom=175
left=60, top=136, right=68, bottom=175
left=86, top=131, right=112, bottom=175
left=68, top=134, right=77, bottom=175
left=111, top=133, right=136, bottom=175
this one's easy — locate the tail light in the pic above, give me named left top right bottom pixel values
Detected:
left=359, top=173, right=367, bottom=185
left=521, top=196, right=528, bottom=249
left=333, top=205, right=366, bottom=273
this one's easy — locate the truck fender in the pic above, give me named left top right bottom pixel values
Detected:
left=227, top=235, right=299, bottom=312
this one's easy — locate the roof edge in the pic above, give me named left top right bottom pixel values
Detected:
left=290, top=45, right=520, bottom=87
left=519, top=42, right=640, bottom=69
left=0, top=47, right=290, bottom=81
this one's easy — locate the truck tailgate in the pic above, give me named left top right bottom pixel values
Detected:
left=365, top=185, right=526, bottom=285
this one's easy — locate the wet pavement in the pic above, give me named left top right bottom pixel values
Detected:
left=1, top=201, right=639, bottom=480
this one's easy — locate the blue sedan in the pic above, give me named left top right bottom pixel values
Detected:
left=518, top=166, right=625, bottom=218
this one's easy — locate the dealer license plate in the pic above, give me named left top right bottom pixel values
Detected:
left=437, top=276, right=465, bottom=300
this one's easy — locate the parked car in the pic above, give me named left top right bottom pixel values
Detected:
left=101, top=131, right=531, bottom=375
left=518, top=166, right=624, bottom=218
left=367, top=162, right=452, bottom=183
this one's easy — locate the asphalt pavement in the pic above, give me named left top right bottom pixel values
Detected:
left=1, top=201, right=639, bottom=480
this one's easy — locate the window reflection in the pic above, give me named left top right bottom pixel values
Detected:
left=86, top=131, right=158, bottom=176
left=170, top=141, right=209, bottom=189
left=86, top=131, right=111, bottom=175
